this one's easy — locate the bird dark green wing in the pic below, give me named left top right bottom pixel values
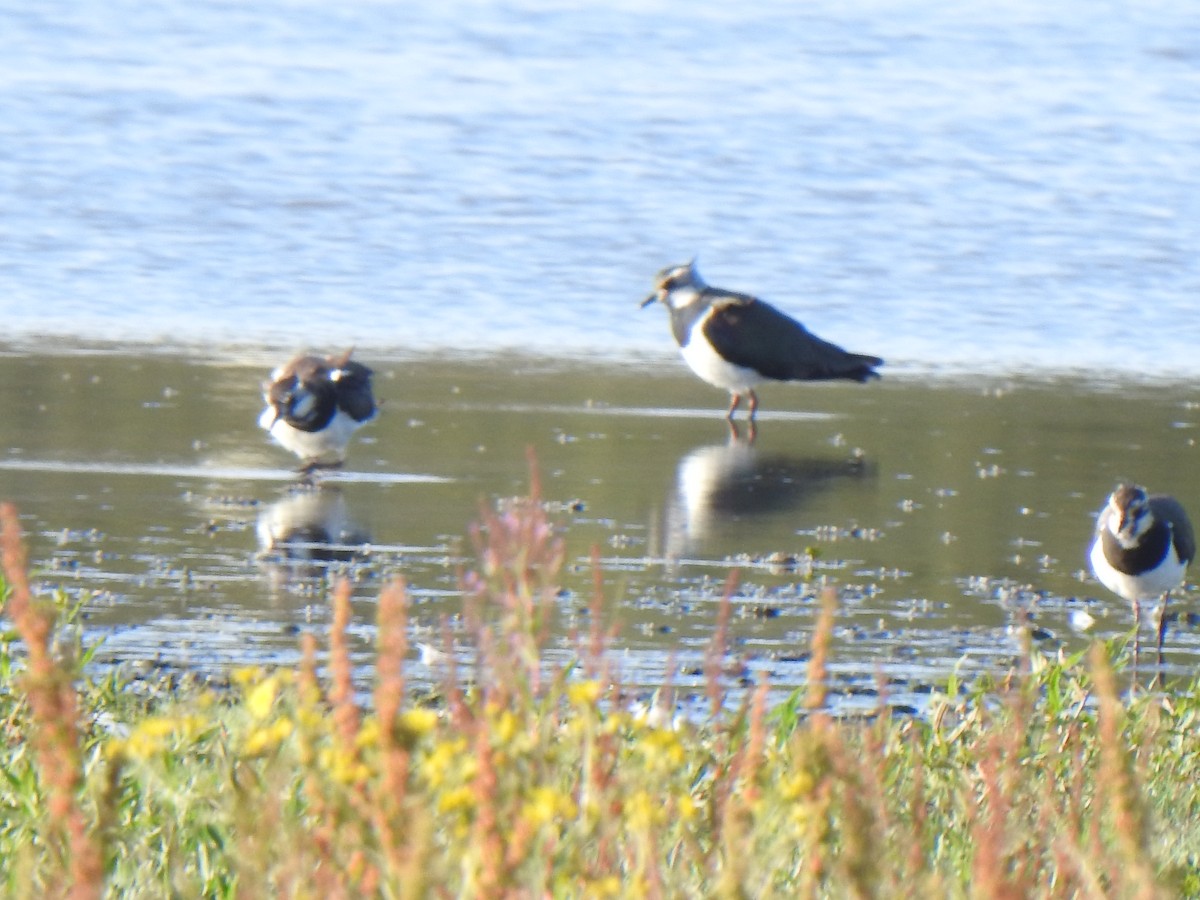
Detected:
left=273, top=374, right=337, bottom=432
left=701, top=294, right=882, bottom=383
left=1151, top=494, right=1196, bottom=565
left=334, top=361, right=376, bottom=423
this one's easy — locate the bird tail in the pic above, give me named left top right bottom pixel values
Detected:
left=840, top=354, right=883, bottom=383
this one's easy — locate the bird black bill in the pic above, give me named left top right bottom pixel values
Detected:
left=640, top=293, right=658, bottom=308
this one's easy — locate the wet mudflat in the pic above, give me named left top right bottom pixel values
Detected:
left=2, top=350, right=1198, bottom=712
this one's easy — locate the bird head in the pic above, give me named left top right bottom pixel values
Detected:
left=641, top=258, right=705, bottom=309
left=1106, top=483, right=1153, bottom=545
left=258, top=355, right=335, bottom=432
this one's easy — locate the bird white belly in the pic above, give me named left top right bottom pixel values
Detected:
left=265, top=410, right=363, bottom=464
left=1089, top=539, right=1188, bottom=600
left=679, top=329, right=761, bottom=393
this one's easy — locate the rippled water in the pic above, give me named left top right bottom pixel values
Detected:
left=5, top=353, right=1200, bottom=713
left=3, top=1, right=1200, bottom=375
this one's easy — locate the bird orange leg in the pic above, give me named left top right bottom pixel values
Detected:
left=726, top=393, right=741, bottom=420
left=1154, top=591, right=1171, bottom=687
left=1131, top=597, right=1142, bottom=690
left=747, top=390, right=759, bottom=420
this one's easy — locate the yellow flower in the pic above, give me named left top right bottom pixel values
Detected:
left=624, top=790, right=663, bottom=830
left=790, top=801, right=811, bottom=831
left=245, top=675, right=280, bottom=720
left=493, top=709, right=519, bottom=746
left=676, top=794, right=698, bottom=822
left=243, top=717, right=294, bottom=757
left=318, top=746, right=371, bottom=785
left=567, top=679, right=602, bottom=707
left=356, top=717, right=380, bottom=750
left=399, top=707, right=438, bottom=739
left=137, top=717, right=182, bottom=740
left=780, top=769, right=815, bottom=802
left=420, top=736, right=470, bottom=789
left=116, top=715, right=207, bottom=760
left=231, top=665, right=266, bottom=687
left=295, top=706, right=326, bottom=734
left=521, top=786, right=577, bottom=827
left=637, top=726, right=686, bottom=769
left=437, top=785, right=475, bottom=816
left=582, top=875, right=623, bottom=898
left=601, top=711, right=632, bottom=736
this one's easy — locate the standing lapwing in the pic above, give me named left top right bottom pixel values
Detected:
left=259, top=350, right=377, bottom=475
left=1089, top=482, right=1194, bottom=668
left=641, top=260, right=882, bottom=419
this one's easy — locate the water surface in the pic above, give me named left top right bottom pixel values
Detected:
left=3, top=1, right=1200, bottom=375
left=4, top=352, right=1199, bottom=712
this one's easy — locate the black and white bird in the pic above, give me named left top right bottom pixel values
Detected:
left=1088, top=482, right=1194, bottom=657
left=258, top=350, right=377, bottom=473
left=641, top=260, right=882, bottom=419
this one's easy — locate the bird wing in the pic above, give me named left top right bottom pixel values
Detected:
left=701, top=293, right=881, bottom=382
left=277, top=378, right=337, bottom=432
left=1152, top=495, right=1196, bottom=565
left=334, top=362, right=377, bottom=423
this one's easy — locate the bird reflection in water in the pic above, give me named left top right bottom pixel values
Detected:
left=256, top=486, right=371, bottom=587
left=658, top=422, right=872, bottom=564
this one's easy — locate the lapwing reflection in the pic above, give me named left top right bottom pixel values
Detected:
left=257, top=486, right=371, bottom=585
left=658, top=427, right=871, bottom=563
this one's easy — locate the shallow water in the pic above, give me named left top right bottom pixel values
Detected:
left=3, top=351, right=1199, bottom=712
left=3, top=1, right=1200, bottom=376
left=5, top=2, right=1200, bottom=717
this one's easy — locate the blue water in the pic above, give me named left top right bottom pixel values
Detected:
left=3, top=1, right=1200, bottom=377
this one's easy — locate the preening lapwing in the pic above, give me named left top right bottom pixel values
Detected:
left=259, top=350, right=377, bottom=474
left=641, top=260, right=882, bottom=419
left=1089, top=482, right=1194, bottom=660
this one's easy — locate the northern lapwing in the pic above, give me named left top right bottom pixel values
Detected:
left=1089, top=482, right=1194, bottom=665
left=258, top=350, right=377, bottom=474
left=641, top=260, right=882, bottom=419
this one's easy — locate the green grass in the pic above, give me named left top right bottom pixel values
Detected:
left=2, top=493, right=1200, bottom=898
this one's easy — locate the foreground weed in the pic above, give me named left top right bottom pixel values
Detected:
left=3, top=487, right=1200, bottom=896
